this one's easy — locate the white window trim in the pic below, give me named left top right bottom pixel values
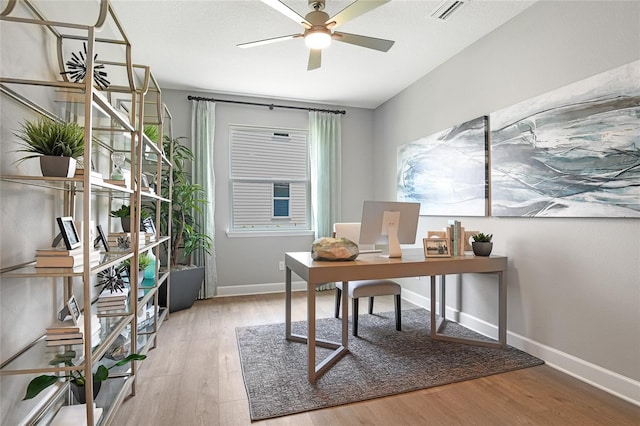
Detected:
left=226, top=229, right=315, bottom=238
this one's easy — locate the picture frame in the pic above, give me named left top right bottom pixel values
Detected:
left=423, top=238, right=451, bottom=258
left=141, top=216, right=156, bottom=236
left=94, top=224, right=110, bottom=252
left=56, top=216, right=81, bottom=250
left=66, top=295, right=81, bottom=326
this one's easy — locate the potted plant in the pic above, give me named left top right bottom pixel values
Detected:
left=23, top=351, right=146, bottom=403
left=110, top=204, right=131, bottom=232
left=123, top=252, right=153, bottom=284
left=14, top=117, right=85, bottom=178
left=472, top=233, right=493, bottom=256
left=154, top=136, right=212, bottom=312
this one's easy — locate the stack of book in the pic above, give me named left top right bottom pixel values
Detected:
left=45, top=322, right=83, bottom=347
left=51, top=403, right=102, bottom=426
left=35, top=248, right=101, bottom=268
left=74, top=168, right=103, bottom=182
left=104, top=179, right=127, bottom=187
left=46, top=316, right=101, bottom=347
left=96, top=287, right=129, bottom=312
left=107, top=232, right=145, bottom=250
left=448, top=220, right=463, bottom=256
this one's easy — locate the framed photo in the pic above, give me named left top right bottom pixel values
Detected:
left=56, top=216, right=81, bottom=250
left=94, top=224, right=110, bottom=252
left=141, top=217, right=156, bottom=236
left=66, top=295, right=81, bottom=325
left=423, top=238, right=451, bottom=258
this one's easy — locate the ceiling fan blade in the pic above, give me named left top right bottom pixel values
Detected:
left=332, top=31, right=394, bottom=52
left=237, top=33, right=302, bottom=49
left=261, top=0, right=311, bottom=28
left=327, top=0, right=390, bottom=29
left=308, top=49, right=321, bottom=70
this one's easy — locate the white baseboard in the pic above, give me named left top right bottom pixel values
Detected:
left=214, top=285, right=639, bottom=407
left=215, top=281, right=308, bottom=297
left=401, top=288, right=461, bottom=323
left=397, top=288, right=640, bottom=407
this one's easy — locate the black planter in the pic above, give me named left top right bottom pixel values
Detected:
left=70, top=380, right=101, bottom=404
left=158, top=267, right=205, bottom=312
left=472, top=242, right=493, bottom=256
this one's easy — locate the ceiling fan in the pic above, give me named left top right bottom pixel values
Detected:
left=238, top=0, right=395, bottom=70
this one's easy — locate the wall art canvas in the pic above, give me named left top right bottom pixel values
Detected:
left=490, top=60, right=640, bottom=217
left=397, top=116, right=488, bottom=216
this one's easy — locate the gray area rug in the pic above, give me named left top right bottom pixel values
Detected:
left=236, top=309, right=544, bottom=421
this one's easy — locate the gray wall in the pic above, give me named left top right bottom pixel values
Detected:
left=374, top=0, right=639, bottom=402
left=161, top=90, right=375, bottom=294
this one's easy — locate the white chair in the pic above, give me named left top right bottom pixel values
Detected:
left=333, top=223, right=402, bottom=336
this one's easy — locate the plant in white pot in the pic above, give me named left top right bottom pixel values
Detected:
left=123, top=251, right=153, bottom=284
left=472, top=233, right=493, bottom=256
left=14, top=117, right=84, bottom=178
left=152, top=136, right=212, bottom=312
left=110, top=204, right=131, bottom=232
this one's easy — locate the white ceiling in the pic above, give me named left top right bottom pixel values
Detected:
left=51, top=0, right=537, bottom=109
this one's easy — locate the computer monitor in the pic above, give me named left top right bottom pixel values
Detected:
left=359, top=200, right=420, bottom=258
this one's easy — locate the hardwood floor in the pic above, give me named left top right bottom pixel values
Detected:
left=113, top=292, right=640, bottom=425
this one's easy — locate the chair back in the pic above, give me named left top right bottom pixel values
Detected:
left=333, top=223, right=376, bottom=251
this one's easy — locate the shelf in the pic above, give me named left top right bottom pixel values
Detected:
left=1, top=252, right=133, bottom=278
left=0, top=314, right=132, bottom=375
left=0, top=174, right=135, bottom=195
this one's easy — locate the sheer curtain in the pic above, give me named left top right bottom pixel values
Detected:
left=309, top=111, right=342, bottom=291
left=190, top=100, right=217, bottom=298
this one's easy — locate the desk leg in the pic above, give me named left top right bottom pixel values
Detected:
left=307, top=283, right=316, bottom=381
left=341, top=281, right=348, bottom=347
left=498, top=270, right=507, bottom=348
left=439, top=275, right=446, bottom=320
left=430, top=276, right=436, bottom=337
left=431, top=275, right=446, bottom=338
left=285, top=267, right=292, bottom=339
left=432, top=271, right=506, bottom=349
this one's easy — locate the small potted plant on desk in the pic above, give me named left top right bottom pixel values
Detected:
left=14, top=117, right=84, bottom=178
left=472, top=233, right=493, bottom=256
left=23, top=351, right=146, bottom=403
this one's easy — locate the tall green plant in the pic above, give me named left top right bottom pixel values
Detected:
left=158, top=136, right=212, bottom=268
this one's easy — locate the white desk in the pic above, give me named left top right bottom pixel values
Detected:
left=285, top=249, right=508, bottom=382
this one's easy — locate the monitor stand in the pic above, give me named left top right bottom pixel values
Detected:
left=382, top=211, right=402, bottom=258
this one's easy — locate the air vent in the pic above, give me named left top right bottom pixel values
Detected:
left=430, top=0, right=466, bottom=20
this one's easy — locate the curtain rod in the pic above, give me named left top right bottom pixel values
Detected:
left=187, top=95, right=346, bottom=115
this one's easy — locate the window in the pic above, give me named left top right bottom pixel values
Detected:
left=230, top=126, right=309, bottom=232
left=273, top=183, right=290, bottom=218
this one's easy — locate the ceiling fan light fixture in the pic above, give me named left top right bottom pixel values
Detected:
left=305, top=30, right=332, bottom=49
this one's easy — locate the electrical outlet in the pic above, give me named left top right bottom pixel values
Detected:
left=278, top=261, right=285, bottom=271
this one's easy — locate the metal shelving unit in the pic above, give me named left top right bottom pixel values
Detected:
left=0, top=1, right=172, bottom=424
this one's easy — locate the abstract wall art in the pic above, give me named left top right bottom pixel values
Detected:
left=490, top=60, right=640, bottom=217
left=397, top=116, right=488, bottom=216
